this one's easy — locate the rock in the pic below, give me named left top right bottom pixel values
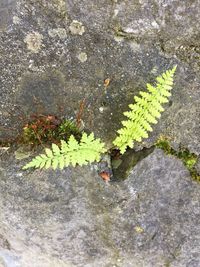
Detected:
left=77, top=52, right=87, bottom=63
left=197, top=159, right=200, bottom=173
left=24, top=32, right=44, bottom=53
left=0, top=1, right=200, bottom=266
left=121, top=149, right=200, bottom=267
left=111, top=146, right=154, bottom=180
left=0, top=149, right=200, bottom=266
left=69, top=20, right=85, bottom=36
left=0, top=0, right=199, bottom=153
left=14, top=147, right=31, bottom=160
left=48, top=28, right=67, bottom=39
left=0, top=0, right=17, bottom=32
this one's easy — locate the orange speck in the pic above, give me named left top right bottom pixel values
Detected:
left=104, top=78, right=111, bottom=87
left=99, top=171, right=111, bottom=182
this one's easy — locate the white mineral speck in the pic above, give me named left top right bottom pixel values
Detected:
left=99, top=107, right=104, bottom=113
left=113, top=9, right=119, bottom=17
left=151, top=20, right=159, bottom=29
left=13, top=16, right=21, bottom=24
left=114, top=36, right=124, bottom=43
left=77, top=52, right=87, bottom=63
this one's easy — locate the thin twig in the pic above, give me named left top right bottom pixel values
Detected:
left=76, top=98, right=86, bottom=128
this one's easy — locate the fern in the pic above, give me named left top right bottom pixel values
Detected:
left=22, top=67, right=177, bottom=170
left=23, top=133, right=106, bottom=170
left=113, top=66, right=177, bottom=154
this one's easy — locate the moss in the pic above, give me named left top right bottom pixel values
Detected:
left=156, top=136, right=200, bottom=181
left=19, top=114, right=82, bottom=147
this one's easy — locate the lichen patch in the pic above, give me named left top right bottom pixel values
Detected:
left=69, top=20, right=85, bottom=35
left=77, top=52, right=87, bottom=63
left=13, top=16, right=21, bottom=25
left=24, top=32, right=43, bottom=53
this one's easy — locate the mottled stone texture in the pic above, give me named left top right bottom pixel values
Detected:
left=0, top=0, right=199, bottom=152
left=0, top=0, right=200, bottom=267
left=0, top=149, right=200, bottom=267
left=0, top=0, right=16, bottom=31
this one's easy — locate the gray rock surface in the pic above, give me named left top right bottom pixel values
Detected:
left=0, top=149, right=200, bottom=267
left=0, top=1, right=200, bottom=267
left=0, top=0, right=199, bottom=153
left=0, top=0, right=16, bottom=32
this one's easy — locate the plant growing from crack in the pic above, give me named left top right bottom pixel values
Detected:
left=23, top=67, right=177, bottom=170
left=156, top=136, right=200, bottom=181
left=113, top=66, right=177, bottom=153
left=23, top=133, right=106, bottom=170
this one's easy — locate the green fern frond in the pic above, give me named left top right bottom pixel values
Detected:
left=113, top=66, right=177, bottom=154
left=23, top=133, right=106, bottom=170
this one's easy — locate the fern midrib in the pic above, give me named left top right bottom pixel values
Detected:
left=51, top=147, right=102, bottom=159
left=121, top=95, right=158, bottom=134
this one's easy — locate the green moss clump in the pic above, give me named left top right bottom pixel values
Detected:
left=155, top=137, right=172, bottom=154
left=57, top=120, right=82, bottom=141
left=156, top=136, right=199, bottom=181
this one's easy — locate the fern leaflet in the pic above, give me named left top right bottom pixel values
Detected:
left=113, top=66, right=177, bottom=154
left=23, top=133, right=106, bottom=170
